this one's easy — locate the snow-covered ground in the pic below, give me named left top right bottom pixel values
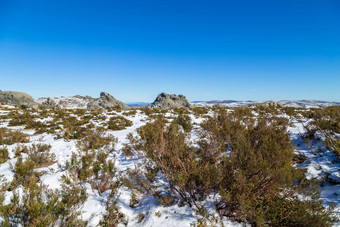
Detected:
left=288, top=120, right=340, bottom=220
left=0, top=105, right=339, bottom=226
left=193, top=100, right=340, bottom=108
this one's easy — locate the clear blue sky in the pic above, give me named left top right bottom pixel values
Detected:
left=0, top=0, right=339, bottom=102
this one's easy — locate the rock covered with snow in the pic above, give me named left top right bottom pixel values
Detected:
left=151, top=92, right=191, bottom=109
left=36, top=92, right=128, bottom=110
left=0, top=90, right=37, bottom=107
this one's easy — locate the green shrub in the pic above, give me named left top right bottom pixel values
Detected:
left=28, top=144, right=56, bottom=168
left=11, top=157, right=41, bottom=188
left=91, top=158, right=118, bottom=196
left=8, top=112, right=33, bottom=126
left=121, top=144, right=133, bottom=158
left=0, top=173, right=88, bottom=226
left=122, top=110, right=137, bottom=116
left=77, top=128, right=115, bottom=151
left=307, top=106, right=340, bottom=133
left=57, top=173, right=88, bottom=226
left=99, top=183, right=126, bottom=226
left=65, top=149, right=119, bottom=196
left=173, top=114, right=192, bottom=132
left=107, top=116, right=133, bottom=130
left=304, top=106, right=340, bottom=157
left=127, top=108, right=335, bottom=226
left=0, top=183, right=60, bottom=226
left=0, top=128, right=29, bottom=145
left=0, top=146, right=9, bottom=164
left=14, top=145, right=29, bottom=157
left=191, top=106, right=209, bottom=117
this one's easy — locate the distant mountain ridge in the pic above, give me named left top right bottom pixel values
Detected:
left=192, top=100, right=340, bottom=108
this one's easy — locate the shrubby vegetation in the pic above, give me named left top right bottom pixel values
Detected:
left=27, top=144, right=56, bottom=168
left=0, top=128, right=29, bottom=145
left=106, top=115, right=133, bottom=130
left=173, top=114, right=192, bottom=132
left=76, top=127, right=115, bottom=151
left=126, top=108, right=336, bottom=226
left=304, top=106, right=340, bottom=157
left=10, top=156, right=41, bottom=189
left=0, top=147, right=9, bottom=164
left=0, top=104, right=339, bottom=226
left=0, top=173, right=88, bottom=226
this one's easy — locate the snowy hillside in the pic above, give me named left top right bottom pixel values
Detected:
left=193, top=100, right=340, bottom=108
left=0, top=104, right=339, bottom=226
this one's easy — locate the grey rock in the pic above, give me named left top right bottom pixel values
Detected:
left=151, top=92, right=191, bottom=109
left=36, top=92, right=128, bottom=110
left=87, top=92, right=129, bottom=110
left=0, top=90, right=37, bottom=107
left=41, top=97, right=56, bottom=107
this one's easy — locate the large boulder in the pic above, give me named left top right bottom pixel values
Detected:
left=151, top=92, right=191, bottom=109
left=0, top=90, right=37, bottom=107
left=87, top=92, right=129, bottom=110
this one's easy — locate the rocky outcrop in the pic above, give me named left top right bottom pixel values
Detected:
left=36, top=92, right=128, bottom=110
left=0, top=90, right=37, bottom=107
left=151, top=92, right=191, bottom=109
left=41, top=97, right=57, bottom=107
left=87, top=92, right=129, bottom=110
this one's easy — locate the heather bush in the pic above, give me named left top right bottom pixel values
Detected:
left=57, top=172, right=88, bottom=226
left=14, top=145, right=29, bottom=157
left=107, top=116, right=133, bottom=130
left=305, top=106, right=340, bottom=157
left=0, top=173, right=88, bottom=226
left=173, top=108, right=190, bottom=115
left=174, top=114, right=192, bottom=132
left=91, top=156, right=118, bottom=196
left=98, top=182, right=126, bottom=226
left=10, top=157, right=41, bottom=188
left=65, top=149, right=119, bottom=195
left=8, top=112, right=34, bottom=126
left=28, top=144, right=56, bottom=168
left=122, top=110, right=137, bottom=116
left=127, top=108, right=335, bottom=226
left=190, top=106, right=209, bottom=117
left=307, top=106, right=340, bottom=133
left=77, top=127, right=115, bottom=151
left=0, top=183, right=60, bottom=226
left=0, top=147, right=9, bottom=164
left=0, top=128, right=29, bottom=145
left=121, top=143, right=133, bottom=158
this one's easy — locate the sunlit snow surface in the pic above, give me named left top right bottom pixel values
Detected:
left=0, top=106, right=339, bottom=226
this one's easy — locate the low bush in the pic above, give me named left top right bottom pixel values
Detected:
left=28, top=144, right=56, bottom=168
left=121, top=144, right=133, bottom=159
left=107, top=116, right=133, bottom=130
left=173, top=114, right=192, bottom=132
left=77, top=127, right=115, bottom=151
left=0, top=146, right=9, bottom=164
left=304, top=106, right=340, bottom=157
left=91, top=157, right=118, bottom=196
left=122, top=110, right=137, bottom=116
left=191, top=106, right=209, bottom=116
left=0, top=174, right=88, bottom=226
left=0, top=128, right=29, bottom=145
left=65, top=150, right=119, bottom=195
left=8, top=112, right=34, bottom=126
left=127, top=109, right=336, bottom=226
left=10, top=157, right=41, bottom=188
left=99, top=183, right=126, bottom=226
